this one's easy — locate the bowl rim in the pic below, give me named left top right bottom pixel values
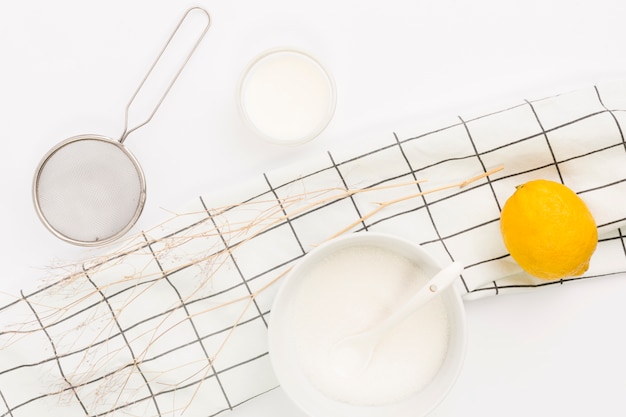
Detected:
left=268, top=232, right=467, bottom=417
left=236, top=47, right=337, bottom=146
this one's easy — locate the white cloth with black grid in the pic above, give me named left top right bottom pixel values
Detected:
left=1, top=81, right=626, bottom=417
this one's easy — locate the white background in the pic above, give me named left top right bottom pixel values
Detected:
left=2, top=1, right=626, bottom=416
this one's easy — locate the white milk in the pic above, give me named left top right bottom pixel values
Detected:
left=291, top=245, right=450, bottom=406
left=239, top=49, right=335, bottom=144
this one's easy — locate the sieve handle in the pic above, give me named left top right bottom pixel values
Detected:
left=119, top=7, right=211, bottom=144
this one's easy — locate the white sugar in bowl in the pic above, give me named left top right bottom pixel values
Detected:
left=268, top=232, right=467, bottom=417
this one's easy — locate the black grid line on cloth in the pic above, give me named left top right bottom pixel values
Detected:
left=84, top=318, right=273, bottom=417
left=572, top=85, right=626, bottom=228
left=11, top=246, right=281, bottom=379
left=395, top=125, right=488, bottom=184
left=188, top=197, right=294, bottom=414
left=0, top=303, right=146, bottom=412
left=468, top=92, right=626, bottom=193
left=3, top=83, right=626, bottom=416
left=0, top=391, right=11, bottom=417
left=326, top=134, right=483, bottom=212
left=457, top=116, right=506, bottom=295
left=332, top=163, right=504, bottom=244
left=97, top=231, right=282, bottom=415
left=549, top=141, right=626, bottom=167
left=468, top=270, right=625, bottom=295
left=468, top=228, right=626, bottom=296
left=140, top=232, right=234, bottom=412
left=2, top=179, right=312, bottom=315
left=389, top=88, right=626, bottom=295
left=135, top=311, right=267, bottom=368
left=391, top=132, right=471, bottom=293
left=0, top=341, right=57, bottom=376
left=2, top=85, right=614, bottom=306
left=526, top=99, right=563, bottom=183
left=0, top=271, right=239, bottom=384
left=327, top=150, right=369, bottom=232
left=20, top=290, right=90, bottom=415
left=326, top=133, right=498, bottom=291
left=193, top=183, right=321, bottom=268
left=199, top=205, right=295, bottom=255
left=264, top=158, right=418, bottom=230
left=594, top=85, right=626, bottom=153
left=199, top=196, right=269, bottom=328
left=454, top=252, right=510, bottom=270
left=322, top=128, right=508, bottom=296
left=0, top=357, right=97, bottom=414
left=538, top=86, right=626, bottom=197
left=420, top=218, right=502, bottom=244
left=208, top=386, right=279, bottom=417
left=222, top=130, right=482, bottom=243
left=8, top=274, right=171, bottom=383
left=579, top=178, right=626, bottom=195
left=458, top=116, right=502, bottom=211
left=619, top=228, right=626, bottom=258
left=468, top=110, right=608, bottom=158
left=0, top=226, right=201, bottom=316
left=333, top=185, right=503, bottom=241
left=52, top=305, right=257, bottom=415
left=72, top=311, right=275, bottom=416
left=83, top=270, right=162, bottom=416
left=423, top=90, right=622, bottom=167
left=263, top=173, right=306, bottom=254
left=532, top=99, right=565, bottom=167
left=0, top=252, right=288, bottom=417
left=0, top=314, right=99, bottom=417
left=0, top=390, right=50, bottom=417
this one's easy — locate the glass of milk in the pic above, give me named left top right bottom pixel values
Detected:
left=268, top=232, right=467, bottom=417
left=238, top=48, right=336, bottom=145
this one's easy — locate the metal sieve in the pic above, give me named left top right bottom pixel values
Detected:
left=33, top=7, right=211, bottom=246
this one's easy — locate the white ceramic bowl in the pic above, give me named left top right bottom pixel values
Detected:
left=268, top=232, right=467, bottom=417
left=237, top=48, right=336, bottom=146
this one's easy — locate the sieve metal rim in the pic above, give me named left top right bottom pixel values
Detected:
left=32, top=134, right=147, bottom=247
left=32, top=7, right=210, bottom=246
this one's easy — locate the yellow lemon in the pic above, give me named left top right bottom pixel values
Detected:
left=500, top=179, right=598, bottom=280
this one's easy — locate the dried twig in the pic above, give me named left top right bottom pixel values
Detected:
left=1, top=164, right=504, bottom=416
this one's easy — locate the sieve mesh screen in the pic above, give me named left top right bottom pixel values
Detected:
left=35, top=137, right=145, bottom=244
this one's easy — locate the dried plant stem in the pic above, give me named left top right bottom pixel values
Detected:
left=459, top=165, right=504, bottom=187
left=328, top=165, right=504, bottom=239
left=193, top=166, right=506, bottom=369
left=182, top=166, right=505, bottom=400
left=156, top=180, right=431, bottom=279
left=0, top=164, right=505, bottom=417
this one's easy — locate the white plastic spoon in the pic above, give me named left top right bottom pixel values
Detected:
left=329, top=261, right=464, bottom=377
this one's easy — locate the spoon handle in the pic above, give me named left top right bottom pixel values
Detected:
left=329, top=261, right=465, bottom=377
left=373, top=261, right=464, bottom=336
